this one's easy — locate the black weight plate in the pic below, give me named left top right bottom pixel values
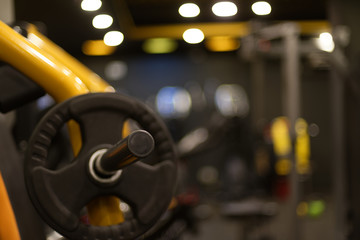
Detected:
left=24, top=92, right=177, bottom=240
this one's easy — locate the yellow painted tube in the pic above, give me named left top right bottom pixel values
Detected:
left=0, top=20, right=87, bottom=168
left=0, top=20, right=89, bottom=102
left=26, top=24, right=114, bottom=93
left=0, top=173, right=21, bottom=240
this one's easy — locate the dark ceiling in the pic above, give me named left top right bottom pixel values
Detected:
left=126, top=0, right=327, bottom=25
left=14, top=0, right=328, bottom=55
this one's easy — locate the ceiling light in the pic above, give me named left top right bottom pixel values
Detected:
left=251, top=1, right=272, bottom=16
left=183, top=28, right=204, bottom=44
left=92, top=14, right=113, bottom=29
left=104, top=31, right=124, bottom=46
left=81, top=0, right=102, bottom=11
left=212, top=2, right=238, bottom=17
left=315, top=32, right=335, bottom=52
left=178, top=3, right=200, bottom=18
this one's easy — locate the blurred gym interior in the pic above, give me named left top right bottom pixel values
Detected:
left=1, top=0, right=360, bottom=239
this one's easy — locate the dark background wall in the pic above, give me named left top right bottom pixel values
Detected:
left=79, top=45, right=334, bottom=196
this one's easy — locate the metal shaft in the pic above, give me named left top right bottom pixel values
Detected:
left=95, top=130, right=155, bottom=176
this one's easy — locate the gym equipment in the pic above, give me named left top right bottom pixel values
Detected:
left=270, top=116, right=311, bottom=176
left=270, top=117, right=292, bottom=176
left=25, top=93, right=177, bottom=239
left=0, top=20, right=178, bottom=240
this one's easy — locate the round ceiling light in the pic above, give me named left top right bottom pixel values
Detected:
left=251, top=1, right=272, bottom=16
left=104, top=31, right=124, bottom=46
left=81, top=0, right=102, bottom=11
left=92, top=14, right=113, bottom=29
left=183, top=28, right=205, bottom=44
left=212, top=1, right=238, bottom=17
left=178, top=3, right=200, bottom=18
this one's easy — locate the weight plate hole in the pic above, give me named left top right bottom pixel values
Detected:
left=79, top=196, right=134, bottom=225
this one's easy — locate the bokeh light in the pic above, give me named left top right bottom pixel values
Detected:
left=104, top=31, right=124, bottom=46
left=183, top=28, right=205, bottom=44
left=214, top=84, right=249, bottom=117
left=212, top=1, right=238, bottom=17
left=156, top=86, right=192, bottom=119
left=251, top=1, right=272, bottom=16
left=315, top=32, right=335, bottom=52
left=81, top=0, right=102, bottom=11
left=92, top=14, right=113, bottom=29
left=178, top=3, right=200, bottom=18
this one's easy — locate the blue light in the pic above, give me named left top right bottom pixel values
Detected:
left=156, top=86, right=192, bottom=119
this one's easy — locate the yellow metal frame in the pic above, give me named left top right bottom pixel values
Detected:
left=0, top=172, right=21, bottom=240
left=0, top=20, right=123, bottom=238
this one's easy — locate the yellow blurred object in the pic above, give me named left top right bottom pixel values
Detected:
left=271, top=117, right=292, bottom=175
left=205, top=36, right=240, bottom=52
left=82, top=40, right=117, bottom=56
left=67, top=120, right=83, bottom=156
left=87, top=197, right=125, bottom=225
left=0, top=173, right=21, bottom=240
left=271, top=117, right=311, bottom=175
left=168, top=197, right=178, bottom=210
left=122, top=120, right=132, bottom=137
left=295, top=118, right=311, bottom=174
left=271, top=117, right=291, bottom=157
left=296, top=201, right=309, bottom=217
left=142, top=38, right=178, bottom=54
left=275, top=158, right=292, bottom=176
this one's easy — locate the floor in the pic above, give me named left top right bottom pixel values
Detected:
left=182, top=196, right=338, bottom=240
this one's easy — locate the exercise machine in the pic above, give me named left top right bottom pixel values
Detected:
left=0, top=20, right=177, bottom=240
